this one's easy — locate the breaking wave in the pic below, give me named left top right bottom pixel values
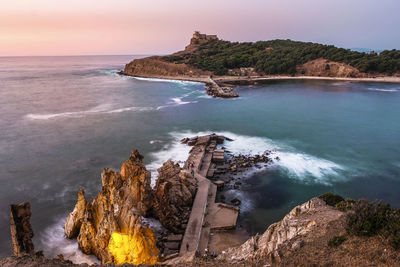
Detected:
left=146, top=133, right=193, bottom=186
left=216, top=131, right=345, bottom=185
left=26, top=96, right=198, bottom=120
left=132, top=76, right=203, bottom=86
left=40, top=216, right=99, bottom=265
left=367, top=87, right=399, bottom=92
left=25, top=104, right=156, bottom=120
left=149, top=130, right=345, bottom=185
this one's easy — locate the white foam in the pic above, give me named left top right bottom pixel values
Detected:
left=132, top=76, right=202, bottom=85
left=367, top=87, right=399, bottom=92
left=217, top=131, right=344, bottom=185
left=146, top=132, right=193, bottom=187
left=40, top=216, right=100, bottom=265
left=156, top=97, right=197, bottom=111
left=170, top=97, right=197, bottom=105
left=106, top=106, right=155, bottom=113
left=98, top=69, right=120, bottom=76
left=152, top=130, right=344, bottom=185
left=26, top=104, right=155, bottom=120
left=149, top=140, right=163, bottom=145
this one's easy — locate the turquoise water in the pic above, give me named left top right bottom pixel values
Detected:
left=0, top=56, right=399, bottom=262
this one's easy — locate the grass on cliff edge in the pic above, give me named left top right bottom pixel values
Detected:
left=319, top=193, right=400, bottom=250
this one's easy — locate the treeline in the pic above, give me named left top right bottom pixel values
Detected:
left=164, top=39, right=400, bottom=76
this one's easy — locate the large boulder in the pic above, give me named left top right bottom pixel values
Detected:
left=64, top=150, right=158, bottom=264
left=153, top=160, right=197, bottom=233
left=219, top=197, right=344, bottom=264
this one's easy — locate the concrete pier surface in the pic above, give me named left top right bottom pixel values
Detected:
left=176, top=134, right=239, bottom=261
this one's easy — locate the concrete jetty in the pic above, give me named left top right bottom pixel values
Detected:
left=207, top=77, right=239, bottom=98
left=177, top=134, right=239, bottom=261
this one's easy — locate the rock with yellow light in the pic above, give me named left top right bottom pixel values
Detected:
left=64, top=150, right=159, bottom=264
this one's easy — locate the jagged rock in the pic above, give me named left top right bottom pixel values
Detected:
left=153, top=160, right=197, bottom=233
left=219, top=197, right=344, bottom=264
left=65, top=150, right=159, bottom=265
left=10, top=202, right=34, bottom=257
left=64, top=189, right=86, bottom=238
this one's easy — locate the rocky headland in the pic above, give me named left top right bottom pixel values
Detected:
left=120, top=31, right=400, bottom=98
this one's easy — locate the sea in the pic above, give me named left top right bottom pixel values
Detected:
left=0, top=55, right=399, bottom=263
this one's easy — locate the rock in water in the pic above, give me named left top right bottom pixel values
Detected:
left=10, top=202, right=35, bottom=257
left=64, top=150, right=159, bottom=264
left=64, top=189, right=86, bottom=239
left=153, top=160, right=197, bottom=233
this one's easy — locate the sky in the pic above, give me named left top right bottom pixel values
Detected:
left=1, top=0, right=399, bottom=56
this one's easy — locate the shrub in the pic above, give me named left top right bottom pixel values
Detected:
left=346, top=199, right=400, bottom=250
left=318, top=193, right=345, bottom=207
left=328, top=235, right=347, bottom=247
left=336, top=199, right=356, bottom=212
left=347, top=199, right=391, bottom=236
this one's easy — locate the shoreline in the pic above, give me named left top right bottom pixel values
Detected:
left=121, top=72, right=400, bottom=86
left=120, top=72, right=400, bottom=98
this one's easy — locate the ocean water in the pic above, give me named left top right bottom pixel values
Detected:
left=1, top=56, right=400, bottom=262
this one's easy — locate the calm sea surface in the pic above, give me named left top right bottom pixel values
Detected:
left=1, top=56, right=399, bottom=263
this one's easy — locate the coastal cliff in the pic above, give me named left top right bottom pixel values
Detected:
left=121, top=31, right=400, bottom=90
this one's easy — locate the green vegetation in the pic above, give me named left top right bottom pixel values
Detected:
left=164, top=39, right=400, bottom=75
left=336, top=198, right=356, bottom=212
left=319, top=193, right=345, bottom=207
left=328, top=235, right=347, bottom=248
left=346, top=199, right=400, bottom=249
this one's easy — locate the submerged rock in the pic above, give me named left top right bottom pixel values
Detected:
left=153, top=160, right=197, bottom=233
left=64, top=150, right=159, bottom=264
left=10, top=202, right=35, bottom=257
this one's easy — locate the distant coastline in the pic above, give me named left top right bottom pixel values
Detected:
left=120, top=32, right=400, bottom=97
left=121, top=72, right=400, bottom=85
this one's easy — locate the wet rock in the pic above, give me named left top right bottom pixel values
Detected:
left=214, top=180, right=225, bottom=191
left=231, top=198, right=241, bottom=206
left=10, top=202, right=35, bottom=257
left=153, top=160, right=197, bottom=233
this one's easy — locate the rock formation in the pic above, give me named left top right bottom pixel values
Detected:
left=153, top=160, right=197, bottom=233
left=64, top=150, right=159, bottom=265
left=122, top=56, right=210, bottom=78
left=64, top=189, right=86, bottom=239
left=10, top=202, right=35, bottom=257
left=296, top=58, right=365, bottom=78
left=219, top=197, right=344, bottom=264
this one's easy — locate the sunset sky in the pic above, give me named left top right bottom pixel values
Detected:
left=1, top=0, right=399, bottom=56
